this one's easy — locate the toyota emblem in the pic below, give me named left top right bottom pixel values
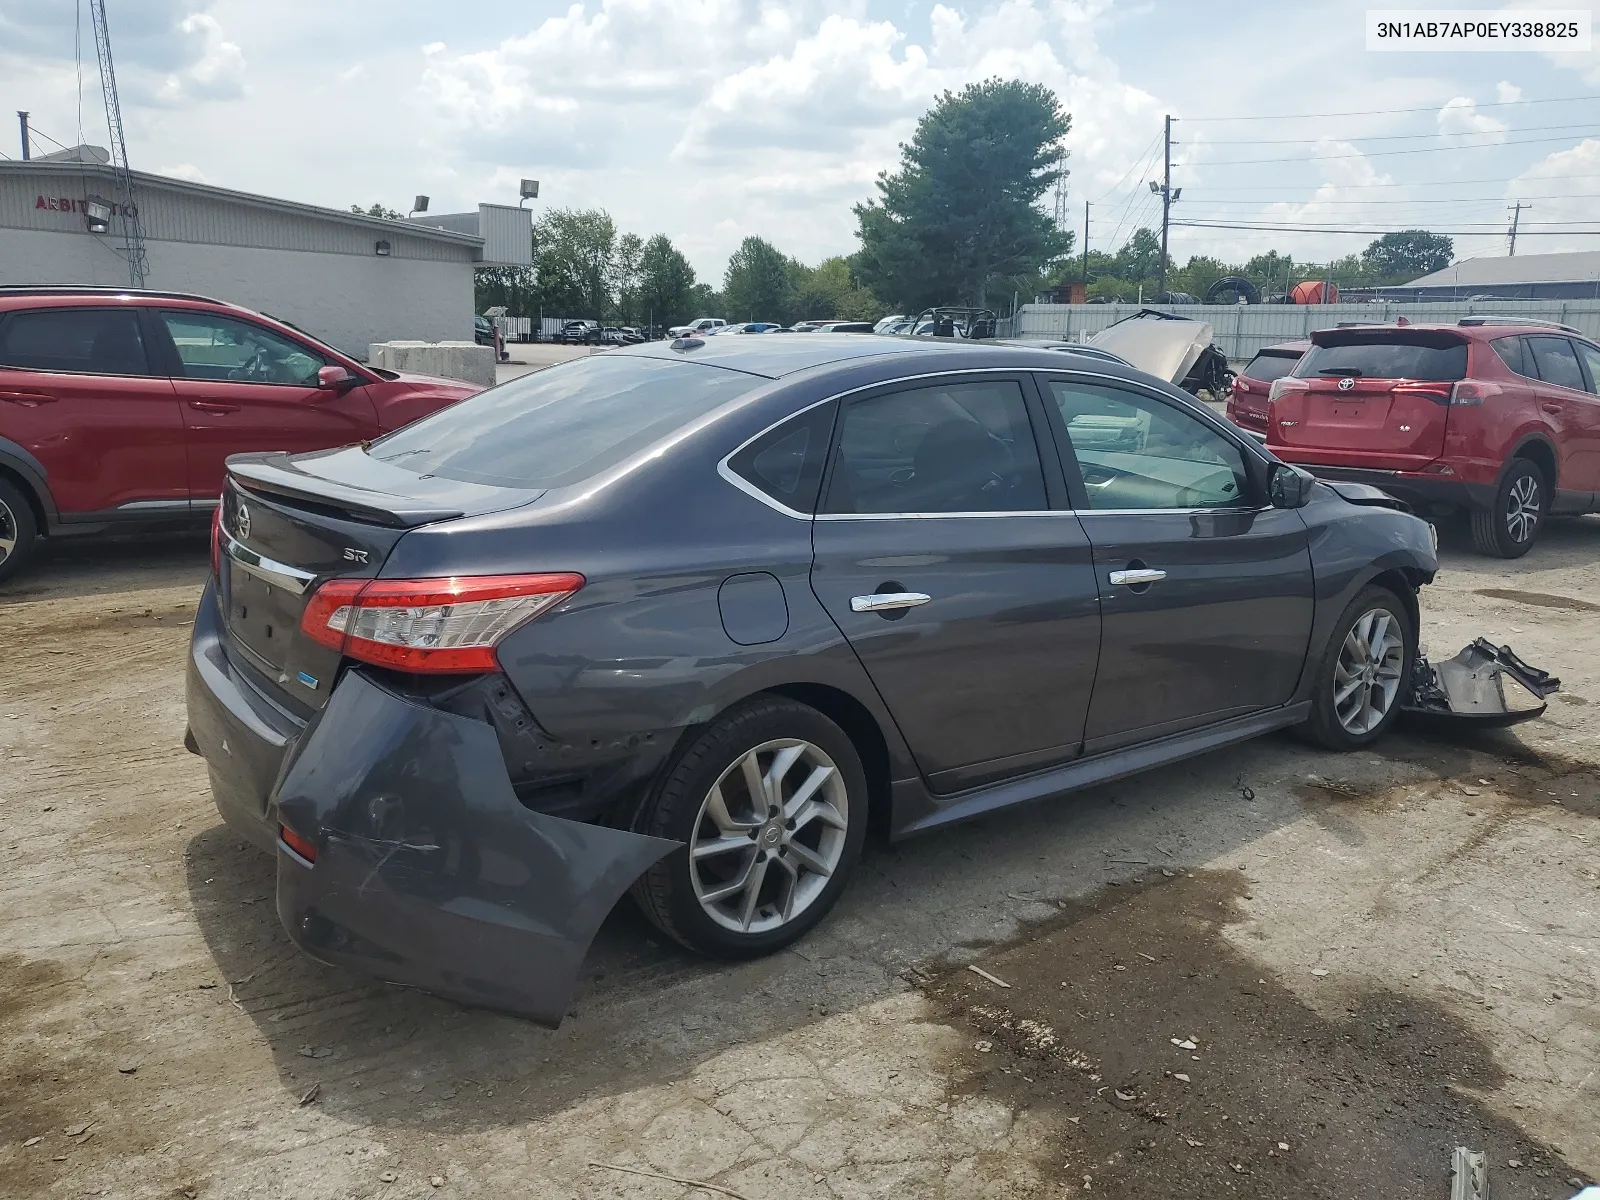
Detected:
left=1337, top=377, right=1355, bottom=392
left=235, top=502, right=251, bottom=540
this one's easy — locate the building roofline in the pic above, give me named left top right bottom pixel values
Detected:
left=1, top=159, right=485, bottom=248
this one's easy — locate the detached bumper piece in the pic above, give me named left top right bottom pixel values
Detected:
left=1403, top=639, right=1560, bottom=728
left=273, top=670, right=676, bottom=1027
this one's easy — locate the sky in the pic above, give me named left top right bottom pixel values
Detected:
left=2, top=0, right=1597, bottom=284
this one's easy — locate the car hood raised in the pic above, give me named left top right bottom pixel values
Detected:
left=1090, top=315, right=1214, bottom=384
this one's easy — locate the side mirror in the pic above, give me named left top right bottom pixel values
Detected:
left=1268, top=462, right=1316, bottom=509
left=317, top=365, right=356, bottom=391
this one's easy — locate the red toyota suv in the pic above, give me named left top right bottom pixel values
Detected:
left=1226, top=339, right=1308, bottom=439
left=1268, top=318, right=1600, bottom=558
left=0, top=287, right=481, bottom=582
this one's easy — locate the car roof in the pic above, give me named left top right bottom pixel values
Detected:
left=611, top=332, right=1129, bottom=379
left=0, top=284, right=227, bottom=308
left=1249, top=340, right=1311, bottom=355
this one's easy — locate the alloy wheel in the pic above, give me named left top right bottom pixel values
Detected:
left=0, top=496, right=16, bottom=566
left=689, top=738, right=849, bottom=935
left=1505, top=473, right=1541, bottom=544
left=1332, top=608, right=1406, bottom=735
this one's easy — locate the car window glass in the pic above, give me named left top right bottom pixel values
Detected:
left=162, top=312, right=326, bottom=386
left=823, top=380, right=1047, bottom=515
left=0, top=308, right=149, bottom=376
left=373, top=353, right=762, bottom=490
left=727, top=402, right=835, bottom=512
left=1490, top=336, right=1530, bottom=378
left=1571, top=341, right=1600, bottom=396
left=1242, top=352, right=1300, bottom=384
left=1294, top=335, right=1467, bottom=382
left=1527, top=336, right=1585, bottom=392
left=1047, top=380, right=1249, bottom=511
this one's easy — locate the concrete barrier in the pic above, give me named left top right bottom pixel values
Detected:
left=367, top=340, right=496, bottom=388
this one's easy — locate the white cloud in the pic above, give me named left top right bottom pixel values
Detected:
left=155, top=162, right=211, bottom=183
left=1436, top=96, right=1508, bottom=142
left=155, top=13, right=246, bottom=104
left=1495, top=80, right=1522, bottom=104
left=1505, top=138, right=1600, bottom=254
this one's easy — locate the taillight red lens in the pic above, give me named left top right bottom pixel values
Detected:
left=279, top=824, right=318, bottom=863
left=1391, top=381, right=1454, bottom=405
left=210, top=504, right=224, bottom=576
left=1448, top=379, right=1501, bottom=407
left=298, top=573, right=584, bottom=673
left=1268, top=377, right=1309, bottom=404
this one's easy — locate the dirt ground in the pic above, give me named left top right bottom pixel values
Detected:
left=2, top=517, right=1597, bottom=1199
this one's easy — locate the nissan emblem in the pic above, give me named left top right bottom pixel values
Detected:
left=235, top=502, right=251, bottom=540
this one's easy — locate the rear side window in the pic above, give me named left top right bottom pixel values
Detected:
left=372, top=353, right=762, bottom=489
left=727, top=402, right=835, bottom=513
left=1575, top=341, right=1600, bottom=395
left=1295, top=334, right=1467, bottom=382
left=822, top=379, right=1047, bottom=515
left=1527, top=336, right=1586, bottom=392
left=1241, top=351, right=1300, bottom=384
left=1491, top=336, right=1532, bottom=378
left=0, top=308, right=149, bottom=376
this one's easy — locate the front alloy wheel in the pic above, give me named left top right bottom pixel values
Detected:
left=632, top=698, right=867, bottom=957
left=1332, top=608, right=1406, bottom=735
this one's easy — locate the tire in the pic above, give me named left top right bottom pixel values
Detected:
left=1471, top=458, right=1545, bottom=558
left=631, top=697, right=868, bottom=958
left=1299, top=584, right=1416, bottom=751
left=0, top=476, right=39, bottom=586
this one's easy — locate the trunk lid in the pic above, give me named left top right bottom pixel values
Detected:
left=1269, top=329, right=1467, bottom=470
left=218, top=447, right=542, bottom=712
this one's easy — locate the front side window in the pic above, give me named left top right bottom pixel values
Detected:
left=373, top=353, right=763, bottom=490
left=0, top=308, right=149, bottom=376
left=161, top=312, right=326, bottom=386
left=1528, top=336, right=1586, bottom=392
left=1047, top=379, right=1249, bottom=511
left=822, top=379, right=1047, bottom=515
left=1574, top=340, right=1600, bottom=396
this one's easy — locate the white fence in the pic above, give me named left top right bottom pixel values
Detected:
left=1015, top=300, right=1600, bottom=361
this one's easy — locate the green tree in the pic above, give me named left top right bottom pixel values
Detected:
left=532, top=208, right=617, bottom=319
left=611, top=232, right=645, bottom=325
left=474, top=265, right=537, bottom=316
left=688, top=282, right=721, bottom=318
left=791, top=256, right=882, bottom=322
left=1113, top=228, right=1165, bottom=287
left=1361, top=230, right=1453, bottom=280
left=855, top=78, right=1072, bottom=309
left=723, top=236, right=795, bottom=321
left=636, top=234, right=698, bottom=330
left=1173, top=255, right=1228, bottom=300
left=350, top=202, right=401, bottom=219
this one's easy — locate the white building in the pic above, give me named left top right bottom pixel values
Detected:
left=0, top=157, right=531, bottom=358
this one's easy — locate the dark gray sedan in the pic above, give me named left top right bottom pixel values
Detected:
left=186, top=335, right=1437, bottom=1025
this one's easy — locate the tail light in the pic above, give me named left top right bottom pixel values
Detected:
left=1268, top=377, right=1309, bottom=403
left=1448, top=379, right=1502, bottom=407
left=279, top=823, right=318, bottom=863
left=299, top=573, right=584, bottom=673
left=210, top=504, right=224, bottom=576
left=1391, top=381, right=1454, bottom=405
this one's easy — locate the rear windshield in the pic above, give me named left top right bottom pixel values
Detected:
left=371, top=354, right=762, bottom=489
left=1295, top=334, right=1467, bottom=382
left=1241, top=351, right=1301, bottom=383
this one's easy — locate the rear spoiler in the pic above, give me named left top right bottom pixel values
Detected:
left=227, top=454, right=465, bottom=528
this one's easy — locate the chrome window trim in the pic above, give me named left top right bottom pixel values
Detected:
left=222, top=530, right=317, bottom=595
left=816, top=510, right=1076, bottom=522
left=1075, top=505, right=1264, bottom=518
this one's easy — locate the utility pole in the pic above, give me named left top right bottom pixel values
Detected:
left=1151, top=115, right=1181, bottom=296
left=1507, top=201, right=1530, bottom=256
left=1082, top=200, right=1090, bottom=290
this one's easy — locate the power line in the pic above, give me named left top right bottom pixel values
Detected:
left=1194, top=133, right=1597, bottom=166
left=1173, top=218, right=1600, bottom=236
left=1196, top=121, right=1600, bottom=145
left=1090, top=129, right=1162, bottom=203
left=1161, top=173, right=1600, bottom=191
left=1183, top=92, right=1600, bottom=121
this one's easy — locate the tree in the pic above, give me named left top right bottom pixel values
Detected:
left=855, top=78, right=1072, bottom=309
left=794, top=256, right=883, bottom=322
left=688, top=282, right=721, bottom=318
left=636, top=234, right=697, bottom=330
left=350, top=202, right=402, bottom=219
left=611, top=232, right=645, bottom=325
left=1113, top=228, right=1165, bottom=286
left=723, top=236, right=795, bottom=322
left=532, top=208, right=618, bottom=319
left=1361, top=230, right=1453, bottom=281
left=1173, top=255, right=1228, bottom=300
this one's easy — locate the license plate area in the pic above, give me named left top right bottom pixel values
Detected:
left=226, top=562, right=307, bottom=674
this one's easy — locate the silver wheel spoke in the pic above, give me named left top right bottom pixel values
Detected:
left=773, top=855, right=800, bottom=922
left=737, top=856, right=770, bottom=930
left=1334, top=677, right=1365, bottom=706
left=740, top=751, right=769, bottom=814
left=782, top=764, right=834, bottom=819
left=693, top=834, right=752, bottom=860
left=791, top=797, right=848, bottom=834
left=700, top=853, right=758, bottom=903
left=764, top=743, right=805, bottom=803
left=704, top=783, right=757, bottom=833
left=786, top=840, right=832, bottom=878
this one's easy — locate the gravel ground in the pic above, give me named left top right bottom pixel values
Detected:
left=1, top=517, right=1596, bottom=1199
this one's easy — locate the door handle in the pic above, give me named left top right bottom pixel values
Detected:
left=851, top=592, right=932, bottom=613
left=0, top=390, right=55, bottom=406
left=1109, top=568, right=1167, bottom=586
left=188, top=399, right=240, bottom=414
left=1541, top=402, right=1562, bottom=415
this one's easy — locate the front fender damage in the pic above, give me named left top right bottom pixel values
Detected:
left=272, top=670, right=677, bottom=1027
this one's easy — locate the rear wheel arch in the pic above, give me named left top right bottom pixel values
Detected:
left=1507, top=435, right=1557, bottom=491
left=0, top=461, right=49, bottom=534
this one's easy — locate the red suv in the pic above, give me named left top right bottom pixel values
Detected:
left=0, top=287, right=481, bottom=582
left=1268, top=318, right=1600, bottom=557
left=1226, top=339, right=1308, bottom=438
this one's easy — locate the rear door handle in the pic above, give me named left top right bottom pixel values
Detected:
left=188, top=399, right=241, bottom=414
left=0, top=390, right=55, bottom=406
left=1541, top=402, right=1562, bottom=415
left=1109, top=568, right=1167, bottom=586
left=851, top=592, right=931, bottom=613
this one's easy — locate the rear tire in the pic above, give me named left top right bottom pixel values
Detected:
left=1472, top=458, right=1545, bottom=558
left=631, top=697, right=867, bottom=958
left=1299, top=584, right=1415, bottom=751
left=0, top=476, right=39, bottom=585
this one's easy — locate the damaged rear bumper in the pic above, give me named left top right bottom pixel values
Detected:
left=186, top=585, right=676, bottom=1026
left=1402, top=639, right=1561, bottom=728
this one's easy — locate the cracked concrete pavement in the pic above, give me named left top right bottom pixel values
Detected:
left=1, top=517, right=1597, bottom=1198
